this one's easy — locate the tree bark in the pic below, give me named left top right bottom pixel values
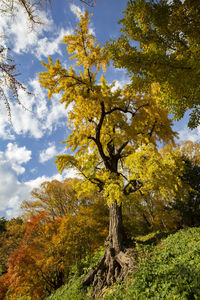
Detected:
left=107, top=201, right=124, bottom=253
left=82, top=201, right=136, bottom=297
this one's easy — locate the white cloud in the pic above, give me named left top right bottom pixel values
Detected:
left=0, top=159, right=28, bottom=218
left=4, top=142, right=32, bottom=175
left=0, top=77, right=67, bottom=140
left=33, top=27, right=73, bottom=59
left=0, top=2, right=73, bottom=59
left=39, top=143, right=57, bottom=163
left=5, top=142, right=32, bottom=164
left=178, top=126, right=200, bottom=143
left=111, top=79, right=130, bottom=92
left=0, top=3, right=52, bottom=55
left=0, top=3, right=71, bottom=140
left=0, top=153, right=80, bottom=219
left=70, top=4, right=84, bottom=19
left=26, top=168, right=79, bottom=190
left=0, top=144, right=79, bottom=219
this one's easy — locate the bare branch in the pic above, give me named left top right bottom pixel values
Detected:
left=80, top=0, right=96, bottom=7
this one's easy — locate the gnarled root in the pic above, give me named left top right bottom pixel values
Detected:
left=82, top=246, right=137, bottom=297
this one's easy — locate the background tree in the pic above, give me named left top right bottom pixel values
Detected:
left=39, top=11, right=187, bottom=292
left=0, top=197, right=108, bottom=299
left=21, top=178, right=86, bottom=220
left=0, top=212, right=63, bottom=300
left=0, top=217, right=25, bottom=275
left=108, top=0, right=200, bottom=128
left=128, top=141, right=200, bottom=231
left=0, top=217, right=6, bottom=234
left=21, top=178, right=105, bottom=221
left=171, top=141, right=200, bottom=228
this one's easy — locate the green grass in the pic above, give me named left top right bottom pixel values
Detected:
left=46, top=228, right=200, bottom=300
left=104, top=227, right=200, bottom=299
left=46, top=277, right=88, bottom=300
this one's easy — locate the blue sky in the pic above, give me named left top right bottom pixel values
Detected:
left=0, top=0, right=199, bottom=219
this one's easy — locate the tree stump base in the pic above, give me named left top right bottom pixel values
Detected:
left=82, top=244, right=137, bottom=297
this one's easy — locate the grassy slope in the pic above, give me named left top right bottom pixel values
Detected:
left=46, top=228, right=200, bottom=299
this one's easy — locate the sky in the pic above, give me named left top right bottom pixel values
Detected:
left=0, top=0, right=199, bottom=219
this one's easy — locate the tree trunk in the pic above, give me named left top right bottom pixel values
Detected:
left=82, top=201, right=136, bottom=297
left=107, top=201, right=124, bottom=252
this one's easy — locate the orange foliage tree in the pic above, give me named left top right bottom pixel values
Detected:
left=0, top=218, right=25, bottom=275
left=0, top=196, right=108, bottom=299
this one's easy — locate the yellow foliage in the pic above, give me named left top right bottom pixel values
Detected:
left=39, top=10, right=187, bottom=208
left=125, top=144, right=187, bottom=203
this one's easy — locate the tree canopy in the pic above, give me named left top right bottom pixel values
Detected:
left=108, top=0, right=200, bottom=128
left=39, top=11, right=181, bottom=208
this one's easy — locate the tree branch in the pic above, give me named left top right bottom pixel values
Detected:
left=94, top=102, right=110, bottom=167
left=76, top=162, right=105, bottom=191
left=80, top=0, right=96, bottom=7
left=116, top=141, right=129, bottom=158
left=89, top=101, right=147, bottom=173
left=123, top=180, right=143, bottom=195
left=105, top=103, right=149, bottom=117
left=62, top=74, right=89, bottom=87
left=80, top=29, right=93, bottom=87
left=149, top=119, right=157, bottom=138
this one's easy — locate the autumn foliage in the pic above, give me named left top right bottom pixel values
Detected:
left=1, top=2, right=200, bottom=298
left=0, top=182, right=108, bottom=299
left=1, top=141, right=200, bottom=298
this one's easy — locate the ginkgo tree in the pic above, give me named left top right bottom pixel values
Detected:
left=39, top=11, right=187, bottom=291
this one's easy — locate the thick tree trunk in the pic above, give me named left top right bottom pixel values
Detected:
left=82, top=201, right=136, bottom=297
left=107, top=202, right=124, bottom=252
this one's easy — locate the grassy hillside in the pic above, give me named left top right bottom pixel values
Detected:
left=46, top=228, right=200, bottom=299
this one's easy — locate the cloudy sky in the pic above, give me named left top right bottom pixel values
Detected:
left=0, top=0, right=199, bottom=219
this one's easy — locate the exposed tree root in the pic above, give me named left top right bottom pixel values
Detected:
left=82, top=202, right=137, bottom=297
left=82, top=242, right=137, bottom=297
